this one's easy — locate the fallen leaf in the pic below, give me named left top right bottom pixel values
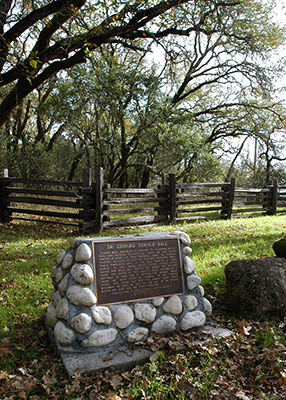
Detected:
left=24, top=377, right=37, bottom=392
left=236, top=319, right=252, bottom=336
left=0, top=344, right=11, bottom=357
left=66, top=371, right=81, bottom=395
left=109, top=374, right=123, bottom=390
left=235, top=389, right=251, bottom=399
left=0, top=370, right=8, bottom=381
left=177, top=378, right=199, bottom=399
left=17, top=391, right=27, bottom=400
left=89, top=390, right=98, bottom=400
left=106, top=391, right=122, bottom=400
left=42, top=370, right=56, bottom=395
left=33, top=269, right=40, bottom=275
left=17, top=367, right=30, bottom=376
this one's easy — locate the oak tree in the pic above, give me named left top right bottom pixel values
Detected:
left=0, top=0, right=244, bottom=127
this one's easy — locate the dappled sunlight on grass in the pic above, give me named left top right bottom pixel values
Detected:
left=177, top=216, right=285, bottom=286
left=0, top=216, right=286, bottom=398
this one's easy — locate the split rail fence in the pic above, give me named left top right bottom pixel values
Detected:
left=0, top=168, right=286, bottom=233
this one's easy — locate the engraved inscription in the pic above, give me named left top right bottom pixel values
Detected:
left=92, top=238, right=183, bottom=305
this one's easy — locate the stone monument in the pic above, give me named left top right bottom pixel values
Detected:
left=44, top=231, right=212, bottom=376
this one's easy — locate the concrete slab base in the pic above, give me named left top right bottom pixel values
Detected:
left=60, top=347, right=153, bottom=377
left=44, top=320, right=152, bottom=377
left=45, top=318, right=233, bottom=377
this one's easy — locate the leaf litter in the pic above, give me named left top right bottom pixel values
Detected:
left=1, top=312, right=286, bottom=399
left=1, top=221, right=286, bottom=398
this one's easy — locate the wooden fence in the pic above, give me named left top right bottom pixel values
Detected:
left=0, top=168, right=286, bottom=233
left=232, top=181, right=286, bottom=217
left=102, top=186, right=169, bottom=230
left=173, top=180, right=234, bottom=223
left=0, top=171, right=96, bottom=230
left=277, top=184, right=286, bottom=213
left=98, top=173, right=286, bottom=231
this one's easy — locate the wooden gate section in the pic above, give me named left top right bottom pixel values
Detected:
left=232, top=187, right=269, bottom=217
left=232, top=181, right=286, bottom=217
left=173, top=181, right=231, bottom=223
left=0, top=177, right=85, bottom=227
left=102, top=186, right=169, bottom=230
left=277, top=184, right=286, bottom=214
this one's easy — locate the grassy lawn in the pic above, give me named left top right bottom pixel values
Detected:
left=0, top=216, right=286, bottom=399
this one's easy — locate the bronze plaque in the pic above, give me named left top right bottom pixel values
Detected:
left=92, top=237, right=183, bottom=305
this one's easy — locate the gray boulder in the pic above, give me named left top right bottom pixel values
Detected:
left=273, top=238, right=286, bottom=258
left=224, top=257, right=286, bottom=318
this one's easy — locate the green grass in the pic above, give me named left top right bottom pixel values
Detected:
left=181, top=216, right=285, bottom=286
left=0, top=216, right=286, bottom=399
left=133, top=215, right=285, bottom=287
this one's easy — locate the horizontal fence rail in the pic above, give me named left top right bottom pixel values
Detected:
left=102, top=186, right=169, bottom=230
left=0, top=172, right=94, bottom=229
left=232, top=187, right=269, bottom=217
left=277, top=185, right=286, bottom=214
left=1, top=169, right=286, bottom=233
left=175, top=182, right=230, bottom=223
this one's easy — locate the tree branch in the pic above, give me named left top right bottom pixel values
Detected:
left=3, top=0, right=85, bottom=44
left=0, top=49, right=87, bottom=127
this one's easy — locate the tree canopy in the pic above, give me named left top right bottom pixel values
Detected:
left=0, top=0, right=285, bottom=185
left=0, top=0, right=245, bottom=126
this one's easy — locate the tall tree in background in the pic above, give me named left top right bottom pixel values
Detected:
left=39, top=50, right=166, bottom=185
left=0, top=0, right=245, bottom=127
left=0, top=0, right=285, bottom=184
left=164, top=1, right=285, bottom=141
left=32, top=49, right=226, bottom=186
left=254, top=110, right=286, bottom=186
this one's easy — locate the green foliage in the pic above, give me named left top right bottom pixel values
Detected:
left=1, top=0, right=286, bottom=186
left=0, top=216, right=286, bottom=398
left=1, top=215, right=285, bottom=332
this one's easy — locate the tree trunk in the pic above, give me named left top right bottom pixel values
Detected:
left=68, top=148, right=84, bottom=181
left=119, top=119, right=128, bottom=188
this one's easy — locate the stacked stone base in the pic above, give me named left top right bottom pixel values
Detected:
left=44, top=231, right=212, bottom=376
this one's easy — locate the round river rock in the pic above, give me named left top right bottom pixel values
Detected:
left=66, top=285, right=97, bottom=306
left=184, top=295, right=198, bottom=311
left=162, top=295, right=183, bottom=315
left=71, top=263, right=94, bottom=285
left=127, top=327, right=149, bottom=343
left=70, top=313, right=92, bottom=334
left=151, top=315, right=177, bottom=334
left=181, top=311, right=206, bottom=331
left=134, top=303, right=156, bottom=323
left=91, top=306, right=112, bottom=325
left=54, top=321, right=75, bottom=345
left=75, top=243, right=92, bottom=262
left=81, top=328, right=118, bottom=347
left=114, top=305, right=134, bottom=329
left=187, top=274, right=202, bottom=291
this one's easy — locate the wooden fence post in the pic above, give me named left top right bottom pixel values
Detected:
left=169, top=173, right=177, bottom=225
left=221, top=177, right=235, bottom=219
left=0, top=178, right=4, bottom=222
left=161, top=174, right=167, bottom=185
left=89, top=167, right=95, bottom=186
left=95, top=167, right=104, bottom=233
left=0, top=176, right=10, bottom=223
left=266, top=179, right=278, bottom=215
left=157, top=179, right=169, bottom=222
left=273, top=179, right=278, bottom=215
left=81, top=169, right=93, bottom=231
left=2, top=169, right=8, bottom=177
left=82, top=169, right=89, bottom=187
